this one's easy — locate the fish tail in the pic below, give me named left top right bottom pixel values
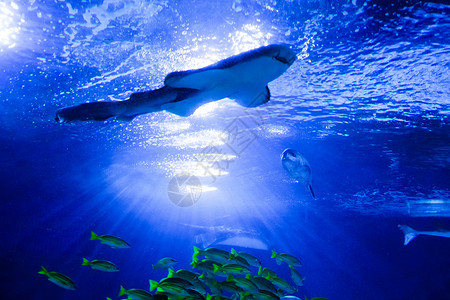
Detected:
left=38, top=266, right=48, bottom=275
left=55, top=100, right=127, bottom=123
left=398, top=225, right=419, bottom=245
left=271, top=250, right=278, bottom=259
left=193, top=246, right=202, bottom=258
left=191, top=257, right=199, bottom=268
left=82, top=258, right=90, bottom=266
left=308, top=184, right=315, bottom=199
left=90, top=231, right=100, bottom=241
left=213, top=264, right=221, bottom=274
left=118, top=286, right=127, bottom=297
left=167, top=268, right=174, bottom=278
left=149, top=280, right=159, bottom=291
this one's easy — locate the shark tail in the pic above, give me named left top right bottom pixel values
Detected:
left=398, top=225, right=419, bottom=245
left=55, top=101, right=127, bottom=123
left=55, top=86, right=200, bottom=123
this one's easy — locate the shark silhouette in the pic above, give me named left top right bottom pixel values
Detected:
left=398, top=225, right=450, bottom=245
left=55, top=44, right=296, bottom=123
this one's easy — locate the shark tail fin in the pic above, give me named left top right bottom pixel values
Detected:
left=56, top=101, right=126, bottom=123
left=398, top=225, right=419, bottom=245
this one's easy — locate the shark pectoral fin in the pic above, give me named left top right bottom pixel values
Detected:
left=163, top=101, right=203, bottom=117
left=233, top=86, right=270, bottom=108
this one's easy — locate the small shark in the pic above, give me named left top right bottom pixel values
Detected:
left=55, top=44, right=297, bottom=123
left=398, top=224, right=450, bottom=245
left=281, top=148, right=315, bottom=198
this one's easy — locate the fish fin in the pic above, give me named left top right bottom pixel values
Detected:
left=149, top=280, right=159, bottom=291
left=193, top=246, right=202, bottom=258
left=90, top=232, right=100, bottom=241
left=308, top=184, right=315, bottom=199
left=82, top=258, right=90, bottom=266
left=163, top=99, right=203, bottom=117
left=398, top=225, right=419, bottom=245
left=233, top=86, right=270, bottom=108
left=118, top=286, right=127, bottom=297
left=38, top=266, right=48, bottom=275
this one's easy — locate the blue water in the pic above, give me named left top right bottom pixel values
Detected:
left=1, top=0, right=449, bottom=299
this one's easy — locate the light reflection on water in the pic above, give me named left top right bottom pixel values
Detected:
left=0, top=1, right=23, bottom=50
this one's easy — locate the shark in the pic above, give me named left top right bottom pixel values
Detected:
left=55, top=44, right=297, bottom=123
left=398, top=224, right=450, bottom=245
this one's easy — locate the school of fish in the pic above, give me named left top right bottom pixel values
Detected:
left=38, top=232, right=328, bottom=300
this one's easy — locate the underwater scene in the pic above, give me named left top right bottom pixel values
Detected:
left=0, top=0, right=449, bottom=299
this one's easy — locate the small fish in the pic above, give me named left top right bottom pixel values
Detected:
left=200, top=273, right=221, bottom=295
left=82, top=258, right=119, bottom=272
left=118, top=286, right=153, bottom=300
left=167, top=268, right=200, bottom=282
left=149, top=280, right=190, bottom=296
left=233, top=255, right=250, bottom=267
left=258, top=266, right=277, bottom=278
left=186, top=288, right=206, bottom=299
left=152, top=257, right=178, bottom=270
left=266, top=273, right=297, bottom=294
left=206, top=295, right=233, bottom=300
left=251, top=289, right=281, bottom=300
left=281, top=148, right=315, bottom=198
left=245, top=275, right=277, bottom=294
left=213, top=263, right=251, bottom=277
left=398, top=224, right=450, bottom=245
left=230, top=248, right=261, bottom=267
left=193, top=246, right=231, bottom=263
left=38, top=266, right=77, bottom=290
left=271, top=250, right=302, bottom=266
left=90, top=231, right=130, bottom=249
left=288, top=265, right=305, bottom=287
left=159, top=277, right=193, bottom=290
left=219, top=280, right=244, bottom=295
left=191, top=258, right=219, bottom=274
left=226, top=275, right=259, bottom=294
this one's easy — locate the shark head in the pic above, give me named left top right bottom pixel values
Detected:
left=261, top=44, right=297, bottom=67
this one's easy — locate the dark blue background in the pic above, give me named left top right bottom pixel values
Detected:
left=0, top=1, right=449, bottom=299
